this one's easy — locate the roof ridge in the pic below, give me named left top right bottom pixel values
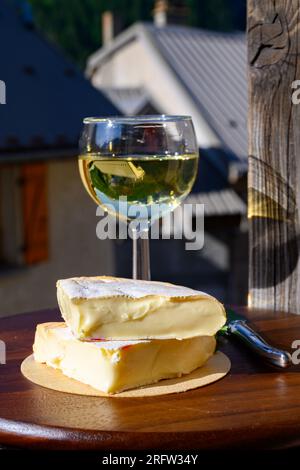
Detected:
left=142, top=21, right=245, bottom=38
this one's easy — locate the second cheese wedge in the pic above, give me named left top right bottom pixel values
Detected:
left=33, top=322, right=216, bottom=394
left=57, top=276, right=226, bottom=340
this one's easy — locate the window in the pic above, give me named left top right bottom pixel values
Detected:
left=0, top=162, right=49, bottom=269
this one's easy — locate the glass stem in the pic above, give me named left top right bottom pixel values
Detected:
left=132, top=225, right=151, bottom=280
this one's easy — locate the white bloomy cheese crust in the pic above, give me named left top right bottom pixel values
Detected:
left=57, top=276, right=226, bottom=340
left=33, top=322, right=216, bottom=394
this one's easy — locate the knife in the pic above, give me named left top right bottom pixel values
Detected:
left=219, top=308, right=292, bottom=368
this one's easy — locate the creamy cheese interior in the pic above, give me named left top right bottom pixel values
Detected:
left=57, top=276, right=226, bottom=340
left=33, top=322, right=216, bottom=394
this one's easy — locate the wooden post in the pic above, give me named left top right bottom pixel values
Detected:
left=248, top=1, right=300, bottom=313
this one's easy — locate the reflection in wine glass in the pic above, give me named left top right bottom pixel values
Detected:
left=79, top=115, right=198, bottom=280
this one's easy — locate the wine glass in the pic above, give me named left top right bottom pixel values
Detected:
left=78, top=115, right=198, bottom=280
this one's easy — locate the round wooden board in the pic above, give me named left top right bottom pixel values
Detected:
left=1, top=308, right=300, bottom=451
left=21, top=352, right=231, bottom=398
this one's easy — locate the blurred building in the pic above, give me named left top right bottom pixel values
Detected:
left=85, top=6, right=248, bottom=303
left=0, top=1, right=118, bottom=316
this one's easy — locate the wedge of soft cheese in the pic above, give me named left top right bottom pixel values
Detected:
left=57, top=276, right=226, bottom=340
left=33, top=322, right=216, bottom=394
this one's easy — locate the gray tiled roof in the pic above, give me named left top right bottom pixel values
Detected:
left=144, top=24, right=247, bottom=164
left=0, top=1, right=118, bottom=159
left=186, top=189, right=246, bottom=216
left=88, top=22, right=247, bottom=167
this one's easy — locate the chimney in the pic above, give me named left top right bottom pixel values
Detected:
left=101, top=11, right=123, bottom=46
left=153, top=0, right=189, bottom=27
left=153, top=0, right=168, bottom=27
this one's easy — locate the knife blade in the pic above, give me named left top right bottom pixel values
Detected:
left=219, top=308, right=292, bottom=368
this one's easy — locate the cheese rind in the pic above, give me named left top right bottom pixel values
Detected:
left=57, top=276, right=226, bottom=340
left=33, top=322, right=216, bottom=394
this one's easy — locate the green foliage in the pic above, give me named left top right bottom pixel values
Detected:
left=28, top=0, right=245, bottom=68
left=29, top=0, right=103, bottom=67
left=187, top=0, right=234, bottom=31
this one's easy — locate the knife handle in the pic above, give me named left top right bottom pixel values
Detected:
left=229, top=320, right=292, bottom=368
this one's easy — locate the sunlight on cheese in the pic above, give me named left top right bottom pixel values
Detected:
left=56, top=276, right=226, bottom=340
left=33, top=323, right=216, bottom=394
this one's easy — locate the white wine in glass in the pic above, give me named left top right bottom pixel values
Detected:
left=79, top=116, right=198, bottom=280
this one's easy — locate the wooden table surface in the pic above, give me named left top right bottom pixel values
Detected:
left=0, top=307, right=300, bottom=451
